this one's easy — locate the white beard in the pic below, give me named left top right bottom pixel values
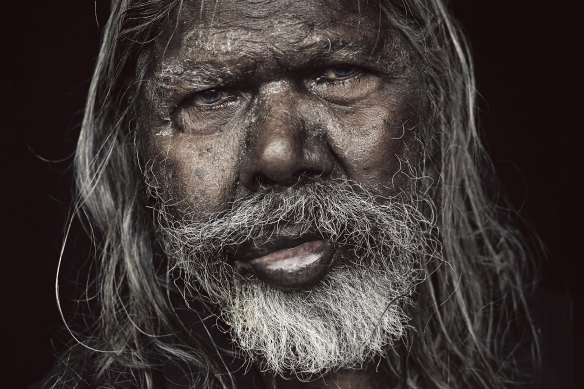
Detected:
left=154, top=179, right=440, bottom=375
left=224, top=258, right=417, bottom=375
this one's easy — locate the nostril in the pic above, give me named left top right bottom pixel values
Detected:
left=253, top=174, right=278, bottom=188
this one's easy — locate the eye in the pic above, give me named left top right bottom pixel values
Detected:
left=308, top=65, right=380, bottom=105
left=173, top=87, right=245, bottom=134
left=190, top=89, right=229, bottom=107
left=320, top=65, right=360, bottom=81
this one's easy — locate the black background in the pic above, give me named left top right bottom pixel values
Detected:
left=0, top=1, right=578, bottom=387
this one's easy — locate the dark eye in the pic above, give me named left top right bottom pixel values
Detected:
left=191, top=89, right=227, bottom=106
left=322, top=66, right=359, bottom=81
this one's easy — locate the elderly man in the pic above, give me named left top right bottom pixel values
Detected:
left=38, top=0, right=540, bottom=388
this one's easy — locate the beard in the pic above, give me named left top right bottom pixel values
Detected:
left=152, top=178, right=441, bottom=376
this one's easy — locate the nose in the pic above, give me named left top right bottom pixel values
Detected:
left=239, top=82, right=335, bottom=191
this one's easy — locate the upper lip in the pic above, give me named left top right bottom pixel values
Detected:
left=234, top=231, right=325, bottom=262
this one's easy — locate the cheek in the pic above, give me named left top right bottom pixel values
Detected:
left=326, top=99, right=423, bottom=194
left=143, top=133, right=241, bottom=216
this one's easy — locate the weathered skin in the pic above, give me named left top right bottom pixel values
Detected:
left=139, top=0, right=426, bottom=387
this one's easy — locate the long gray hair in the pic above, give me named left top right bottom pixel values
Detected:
left=53, top=0, right=539, bottom=387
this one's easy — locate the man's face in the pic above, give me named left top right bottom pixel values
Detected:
left=141, top=0, right=425, bottom=213
left=139, top=0, right=436, bottom=376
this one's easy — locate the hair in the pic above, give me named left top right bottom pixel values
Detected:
left=50, top=0, right=540, bottom=388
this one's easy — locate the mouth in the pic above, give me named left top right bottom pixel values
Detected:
left=234, top=232, right=336, bottom=290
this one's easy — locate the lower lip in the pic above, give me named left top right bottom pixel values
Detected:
left=237, top=240, right=334, bottom=290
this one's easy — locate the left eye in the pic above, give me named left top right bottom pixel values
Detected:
left=322, top=66, right=359, bottom=80
left=191, top=89, right=228, bottom=106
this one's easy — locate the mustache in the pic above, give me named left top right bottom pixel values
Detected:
left=157, top=179, right=438, bottom=263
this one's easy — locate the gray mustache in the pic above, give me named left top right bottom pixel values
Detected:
left=159, top=179, right=438, bottom=262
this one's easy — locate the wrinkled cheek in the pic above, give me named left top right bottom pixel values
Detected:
left=327, top=108, right=421, bottom=196
left=143, top=134, right=240, bottom=218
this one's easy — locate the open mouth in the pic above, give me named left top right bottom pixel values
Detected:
left=234, top=232, right=336, bottom=290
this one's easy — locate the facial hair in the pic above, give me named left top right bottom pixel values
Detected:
left=153, top=178, right=441, bottom=376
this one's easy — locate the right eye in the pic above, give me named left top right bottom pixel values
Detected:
left=189, top=89, right=231, bottom=107
left=173, top=88, right=246, bottom=134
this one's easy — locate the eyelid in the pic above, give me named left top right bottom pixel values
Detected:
left=314, top=65, right=364, bottom=83
left=194, top=90, right=228, bottom=106
left=181, top=88, right=238, bottom=110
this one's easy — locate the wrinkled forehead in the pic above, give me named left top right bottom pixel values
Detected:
left=153, top=0, right=389, bottom=73
left=179, top=0, right=372, bottom=25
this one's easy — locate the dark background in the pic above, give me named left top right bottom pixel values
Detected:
left=1, top=1, right=577, bottom=387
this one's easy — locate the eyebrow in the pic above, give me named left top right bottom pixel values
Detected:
left=152, top=38, right=385, bottom=92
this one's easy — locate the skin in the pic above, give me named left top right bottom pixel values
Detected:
left=139, top=0, right=426, bottom=387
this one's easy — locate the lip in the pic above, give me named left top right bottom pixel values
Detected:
left=234, top=234, right=335, bottom=290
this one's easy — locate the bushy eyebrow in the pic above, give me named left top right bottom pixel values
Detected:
left=153, top=60, right=257, bottom=92
left=151, top=38, right=385, bottom=93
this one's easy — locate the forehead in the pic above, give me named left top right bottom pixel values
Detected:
left=153, top=0, right=389, bottom=76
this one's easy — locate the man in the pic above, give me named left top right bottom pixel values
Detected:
left=40, top=0, right=539, bottom=388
